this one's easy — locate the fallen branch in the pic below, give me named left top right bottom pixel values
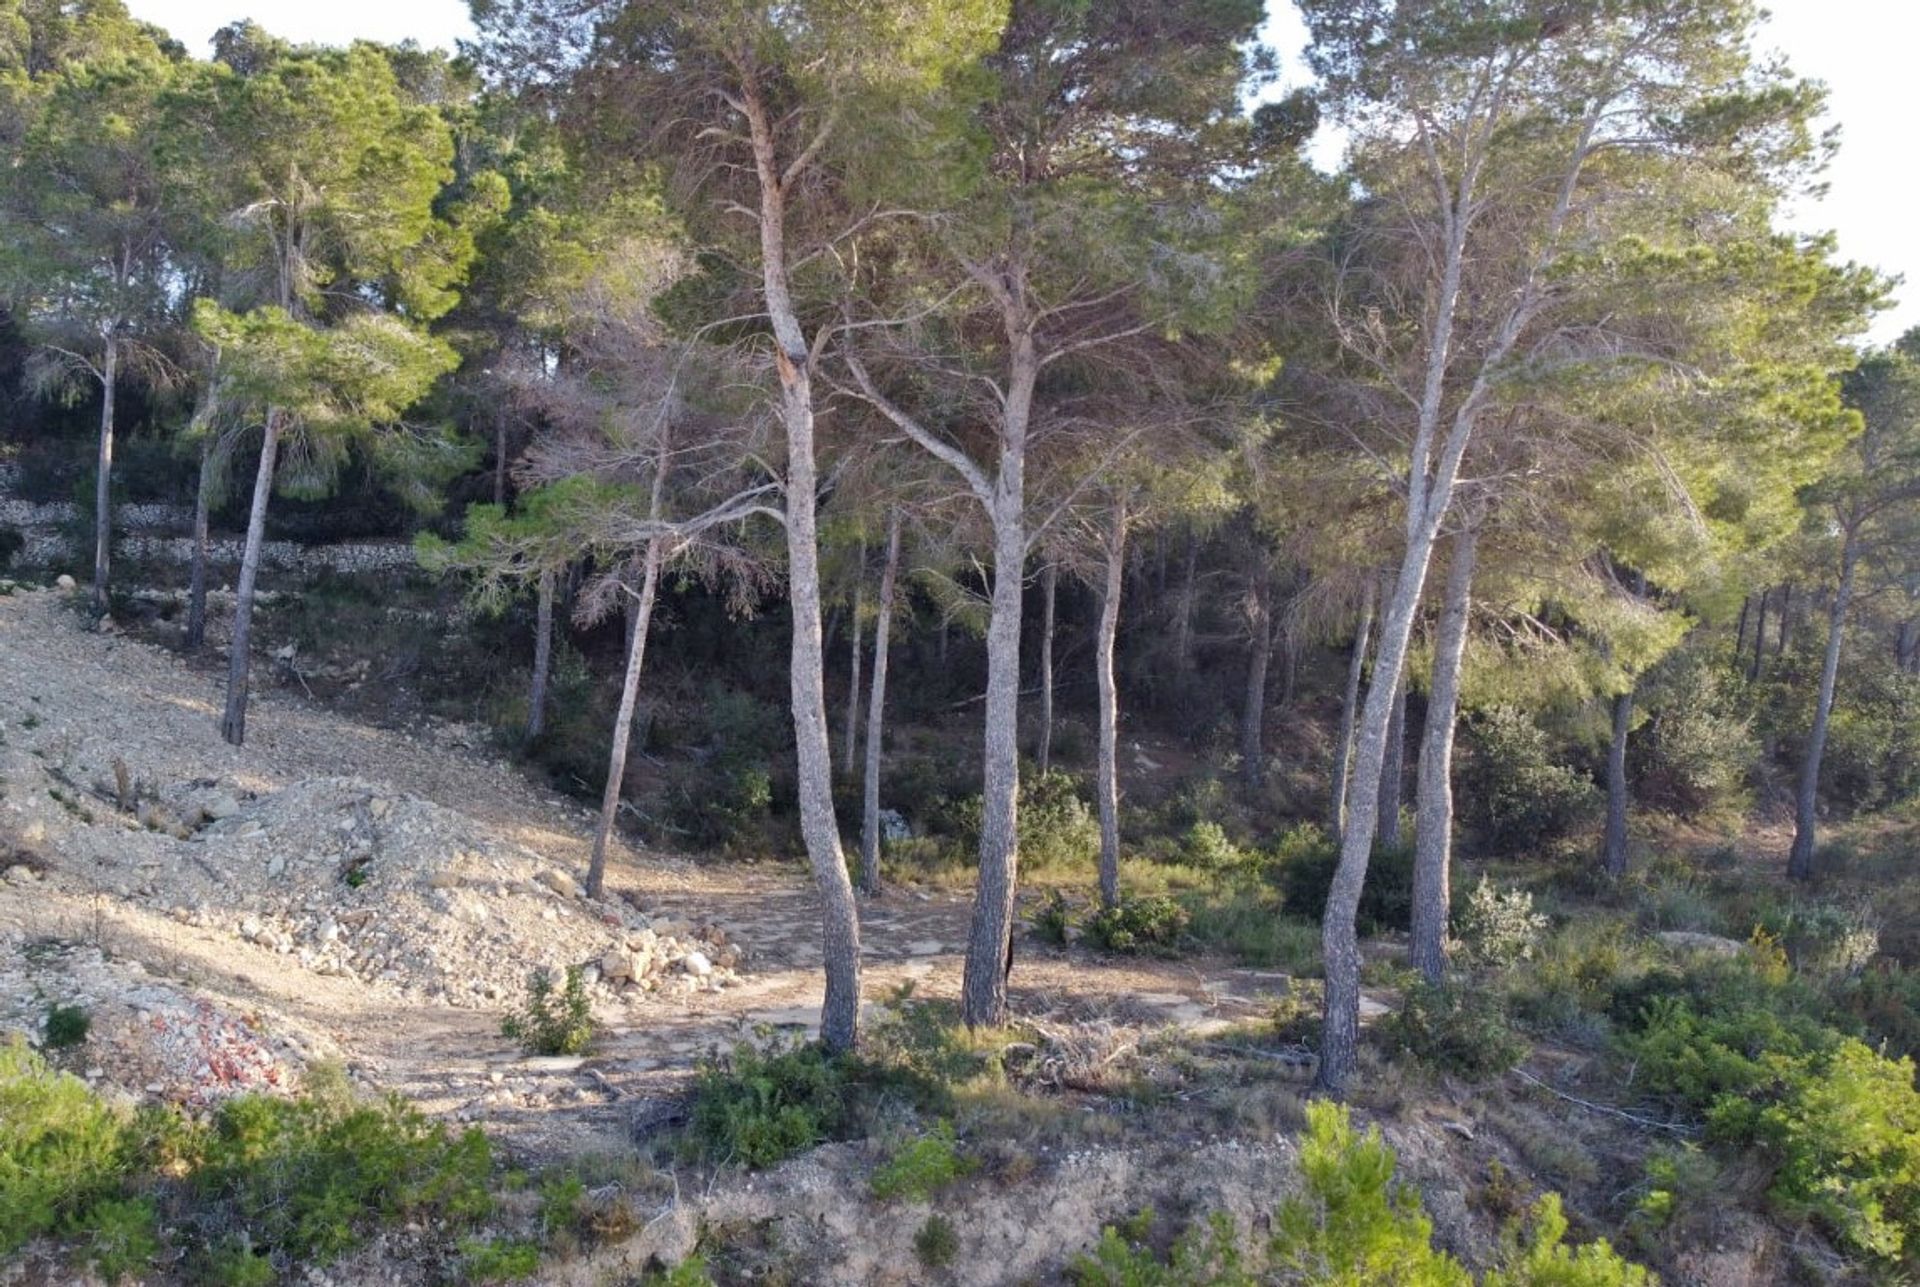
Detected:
left=1509, top=1067, right=1699, bottom=1135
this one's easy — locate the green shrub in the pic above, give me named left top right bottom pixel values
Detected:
left=870, top=1120, right=974, bottom=1201
left=1459, top=707, right=1599, bottom=854
left=501, top=967, right=595, bottom=1057
left=943, top=770, right=1101, bottom=873
left=688, top=1039, right=853, bottom=1169
left=914, top=1214, right=959, bottom=1269
left=1835, top=964, right=1920, bottom=1058
left=1630, top=653, right=1757, bottom=820
left=1068, top=1209, right=1248, bottom=1286
left=42, top=1002, right=91, bottom=1050
left=1180, top=821, right=1256, bottom=872
left=0, top=1036, right=130, bottom=1253
left=1279, top=836, right=1415, bottom=933
left=1272, top=1101, right=1472, bottom=1285
left=1034, top=889, right=1074, bottom=945
left=1379, top=983, right=1527, bottom=1079
left=80, top=1195, right=159, bottom=1281
left=1083, top=894, right=1190, bottom=955
left=1183, top=890, right=1322, bottom=974
left=1485, top=1194, right=1652, bottom=1286
left=1616, top=994, right=1831, bottom=1132
left=1457, top=878, right=1548, bottom=970
left=196, top=1066, right=495, bottom=1265
left=460, top=1235, right=543, bottom=1281
left=1757, top=1039, right=1920, bottom=1268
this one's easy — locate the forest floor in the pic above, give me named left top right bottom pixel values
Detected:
left=0, top=586, right=1335, bottom=1165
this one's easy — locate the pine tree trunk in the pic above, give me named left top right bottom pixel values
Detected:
left=220, top=410, right=283, bottom=746
left=1377, top=674, right=1408, bottom=849
left=1734, top=595, right=1750, bottom=658
left=1602, top=684, right=1634, bottom=878
left=1037, top=561, right=1057, bottom=774
left=1240, top=563, right=1272, bottom=791
left=1094, top=499, right=1127, bottom=908
left=1789, top=543, right=1858, bottom=880
left=186, top=433, right=216, bottom=652
left=842, top=548, right=865, bottom=777
left=588, top=547, right=662, bottom=899
left=1410, top=526, right=1477, bottom=984
left=861, top=514, right=902, bottom=896
left=493, top=410, right=508, bottom=506
left=1749, top=588, right=1769, bottom=682
left=90, top=336, right=118, bottom=619
left=1330, top=581, right=1376, bottom=847
left=1776, top=583, right=1793, bottom=657
left=1898, top=616, right=1919, bottom=674
left=744, top=82, right=862, bottom=1049
left=526, top=569, right=555, bottom=745
left=1172, top=531, right=1198, bottom=675
left=961, top=329, right=1035, bottom=1030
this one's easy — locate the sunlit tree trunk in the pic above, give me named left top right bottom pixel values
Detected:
left=1377, top=674, right=1408, bottom=849
left=1329, top=580, right=1376, bottom=847
left=186, top=433, right=217, bottom=652
left=526, top=569, right=555, bottom=746
left=1789, top=541, right=1858, bottom=880
left=1410, top=526, right=1477, bottom=983
left=1037, top=560, right=1057, bottom=774
left=588, top=545, right=663, bottom=900
left=861, top=514, right=902, bottom=896
left=89, top=335, right=118, bottom=619
left=1094, top=497, right=1127, bottom=908
left=1240, top=561, right=1272, bottom=791
left=220, top=409, right=283, bottom=746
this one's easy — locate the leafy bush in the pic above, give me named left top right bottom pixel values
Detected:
left=1379, top=983, right=1527, bottom=1079
left=501, top=966, right=595, bottom=1057
left=1457, top=879, right=1548, bottom=970
left=460, top=1235, right=543, bottom=1281
left=1630, top=653, right=1757, bottom=819
left=196, top=1065, right=495, bottom=1265
left=1278, top=833, right=1415, bottom=933
left=1183, top=890, right=1322, bottom=974
left=1459, top=707, right=1599, bottom=854
left=1033, top=889, right=1074, bottom=945
left=78, top=1194, right=159, bottom=1281
left=943, top=770, right=1101, bottom=873
left=1273, top=1100, right=1472, bottom=1284
left=1180, top=821, right=1256, bottom=872
left=914, top=1214, right=959, bottom=1269
left=1485, top=1194, right=1651, bottom=1286
left=1767, top=899, right=1879, bottom=977
left=1069, top=1209, right=1248, bottom=1286
left=1756, top=1039, right=1920, bottom=1267
left=0, top=1036, right=130, bottom=1254
left=688, top=1039, right=854, bottom=1169
left=43, top=1002, right=91, bottom=1050
left=1083, top=894, right=1190, bottom=955
left=870, top=1120, right=974, bottom=1201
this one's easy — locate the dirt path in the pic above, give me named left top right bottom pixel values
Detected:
left=0, top=589, right=1302, bottom=1162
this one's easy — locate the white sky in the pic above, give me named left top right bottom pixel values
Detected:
left=128, top=0, right=1915, bottom=344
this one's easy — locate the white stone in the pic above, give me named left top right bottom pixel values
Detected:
left=682, top=951, right=713, bottom=978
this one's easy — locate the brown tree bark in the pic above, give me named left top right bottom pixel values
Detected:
left=220, top=409, right=283, bottom=746
left=1329, top=580, right=1376, bottom=847
left=1789, top=544, right=1858, bottom=880
left=186, top=434, right=216, bottom=652
left=587, top=546, right=663, bottom=900
left=1171, top=530, right=1199, bottom=675
left=1409, top=525, right=1477, bottom=983
left=860, top=513, right=902, bottom=896
left=842, top=543, right=865, bottom=777
left=1239, top=561, right=1273, bottom=791
left=1749, top=587, right=1769, bottom=682
left=1094, top=497, right=1127, bottom=908
left=525, top=568, right=555, bottom=746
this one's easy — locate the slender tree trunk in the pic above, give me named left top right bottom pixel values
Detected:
left=1898, top=616, right=1919, bottom=674
left=1789, top=542, right=1859, bottom=880
left=1734, top=595, right=1750, bottom=658
left=961, top=333, right=1035, bottom=1029
left=1749, top=588, right=1769, bottom=682
left=1094, top=499, right=1127, bottom=908
left=1172, top=531, right=1199, bottom=675
left=1330, top=581, right=1376, bottom=847
left=1601, top=682, right=1635, bottom=879
left=1240, top=562, right=1273, bottom=791
left=493, top=410, right=508, bottom=506
left=588, top=546, right=663, bottom=899
left=1037, top=560, right=1057, bottom=773
left=220, top=410, right=283, bottom=746
left=861, top=514, right=902, bottom=896
left=90, top=336, right=118, bottom=618
left=186, top=434, right=216, bottom=652
left=1776, top=582, right=1793, bottom=657
left=1279, top=617, right=1299, bottom=709
left=1377, top=673, right=1408, bottom=849
left=842, top=546, right=865, bottom=777
left=525, top=569, right=555, bottom=745
left=1410, top=526, right=1477, bottom=984
left=743, top=83, right=861, bottom=1049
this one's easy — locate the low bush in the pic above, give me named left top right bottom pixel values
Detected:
left=1630, top=653, right=1757, bottom=820
left=1183, top=889, right=1322, bottom=974
left=1456, top=878, right=1548, bottom=970
left=42, top=1001, right=91, bottom=1050
left=687, top=1039, right=853, bottom=1170
left=870, top=1120, right=974, bottom=1201
left=501, top=966, right=595, bottom=1057
left=1083, top=893, right=1190, bottom=955
left=1279, top=833, right=1415, bottom=933
left=0, top=1036, right=130, bottom=1256
left=1459, top=706, right=1599, bottom=854
left=914, top=1214, right=959, bottom=1269
left=1379, top=983, right=1527, bottom=1079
